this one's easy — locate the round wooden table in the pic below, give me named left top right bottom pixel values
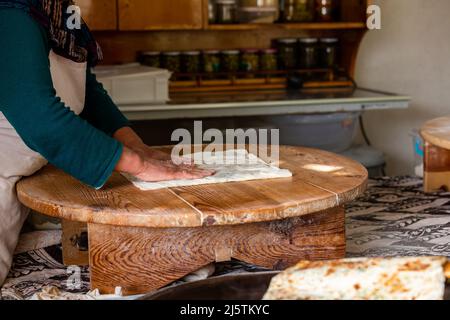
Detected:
left=421, top=117, right=450, bottom=192
left=17, top=146, right=367, bottom=295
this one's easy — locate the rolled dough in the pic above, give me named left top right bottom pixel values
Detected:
left=123, top=149, right=292, bottom=191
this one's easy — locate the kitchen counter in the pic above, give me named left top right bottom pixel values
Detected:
left=119, top=87, right=410, bottom=121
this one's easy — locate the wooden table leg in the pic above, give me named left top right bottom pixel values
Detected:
left=62, top=220, right=89, bottom=266
left=88, top=206, right=345, bottom=295
left=424, top=142, right=450, bottom=192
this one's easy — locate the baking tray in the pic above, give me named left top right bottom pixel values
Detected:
left=140, top=271, right=450, bottom=300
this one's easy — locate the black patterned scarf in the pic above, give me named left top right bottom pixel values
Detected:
left=0, top=0, right=103, bottom=65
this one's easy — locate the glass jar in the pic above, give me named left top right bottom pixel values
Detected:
left=240, top=49, right=260, bottom=76
left=283, top=0, right=315, bottom=22
left=298, top=38, right=318, bottom=69
left=238, top=0, right=279, bottom=24
left=202, top=50, right=221, bottom=74
left=221, top=50, right=240, bottom=73
left=316, top=0, right=337, bottom=22
left=319, top=37, right=339, bottom=68
left=140, top=51, right=161, bottom=68
left=216, top=0, right=237, bottom=24
left=208, top=0, right=216, bottom=23
left=260, top=48, right=278, bottom=72
left=181, top=51, right=201, bottom=74
left=276, top=38, right=298, bottom=70
left=239, top=0, right=278, bottom=6
left=161, top=51, right=181, bottom=73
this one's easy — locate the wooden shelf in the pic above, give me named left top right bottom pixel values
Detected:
left=168, top=68, right=353, bottom=93
left=207, top=24, right=261, bottom=30
left=170, top=81, right=354, bottom=93
left=282, top=22, right=366, bottom=30
left=207, top=22, right=366, bottom=31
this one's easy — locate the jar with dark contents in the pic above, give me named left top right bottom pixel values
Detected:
left=181, top=51, right=201, bottom=75
left=140, top=51, right=161, bottom=68
left=161, top=51, right=181, bottom=80
left=315, top=0, right=337, bottom=22
left=161, top=51, right=181, bottom=73
left=283, top=0, right=315, bottom=22
left=202, top=50, right=221, bottom=75
left=276, top=38, right=298, bottom=70
left=259, top=48, right=278, bottom=73
left=216, top=0, right=237, bottom=24
left=319, top=37, right=339, bottom=68
left=298, top=38, right=318, bottom=69
left=221, top=50, right=240, bottom=74
left=240, top=49, right=260, bottom=77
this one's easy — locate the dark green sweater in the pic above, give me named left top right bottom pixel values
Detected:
left=0, top=8, right=129, bottom=188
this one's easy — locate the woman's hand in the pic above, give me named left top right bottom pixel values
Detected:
left=130, top=144, right=194, bottom=166
left=113, top=126, right=189, bottom=162
left=113, top=127, right=214, bottom=182
left=134, top=157, right=215, bottom=182
left=116, top=146, right=214, bottom=182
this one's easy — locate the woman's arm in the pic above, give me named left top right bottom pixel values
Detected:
left=0, top=9, right=122, bottom=188
left=0, top=9, right=213, bottom=186
left=80, top=68, right=130, bottom=137
left=113, top=127, right=175, bottom=161
left=82, top=62, right=191, bottom=163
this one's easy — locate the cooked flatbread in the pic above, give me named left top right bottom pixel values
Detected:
left=263, top=257, right=448, bottom=300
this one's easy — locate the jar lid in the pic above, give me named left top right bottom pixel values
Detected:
left=216, top=0, right=236, bottom=3
left=241, top=48, right=259, bottom=54
left=141, top=51, right=160, bottom=56
left=261, top=48, right=277, bottom=53
left=320, top=38, right=339, bottom=43
left=277, top=38, right=297, bottom=44
left=299, top=38, right=318, bottom=44
left=239, top=7, right=278, bottom=12
left=182, top=51, right=201, bottom=55
left=163, top=51, right=181, bottom=56
left=203, top=50, right=220, bottom=54
left=222, top=50, right=240, bottom=55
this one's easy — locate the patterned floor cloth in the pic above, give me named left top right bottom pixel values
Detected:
left=1, top=176, right=450, bottom=300
left=346, top=176, right=450, bottom=257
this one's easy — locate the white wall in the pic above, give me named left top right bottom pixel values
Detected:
left=355, top=0, right=450, bottom=175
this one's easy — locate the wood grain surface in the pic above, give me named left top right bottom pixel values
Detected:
left=421, top=117, right=450, bottom=192
left=424, top=142, right=450, bottom=192
left=76, top=0, right=117, bottom=30
left=61, top=220, right=89, bottom=266
left=118, top=0, right=204, bottom=31
left=421, top=116, right=450, bottom=151
left=17, top=146, right=367, bottom=228
left=89, top=207, right=346, bottom=295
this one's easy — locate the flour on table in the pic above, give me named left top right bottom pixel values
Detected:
left=123, top=149, right=292, bottom=191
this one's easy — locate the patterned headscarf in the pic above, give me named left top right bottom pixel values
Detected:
left=0, top=0, right=103, bottom=65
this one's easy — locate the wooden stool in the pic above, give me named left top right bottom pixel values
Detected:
left=421, top=117, right=450, bottom=192
left=16, top=146, right=367, bottom=295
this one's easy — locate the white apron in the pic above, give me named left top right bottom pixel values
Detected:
left=0, top=50, right=87, bottom=284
